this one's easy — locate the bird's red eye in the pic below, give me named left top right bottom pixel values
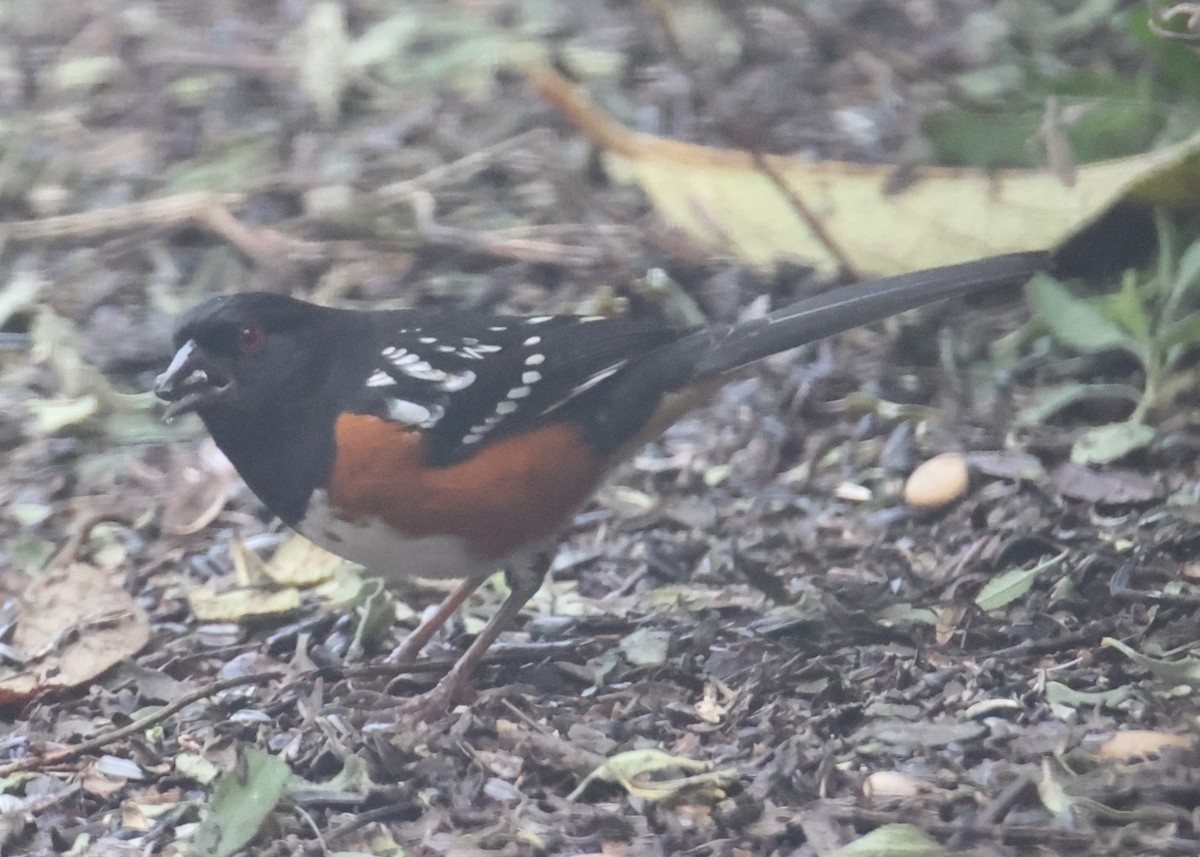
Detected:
left=239, top=325, right=265, bottom=354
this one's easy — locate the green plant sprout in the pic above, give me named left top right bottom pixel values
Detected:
left=1026, top=211, right=1200, bottom=464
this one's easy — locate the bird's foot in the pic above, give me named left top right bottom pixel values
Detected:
left=363, top=682, right=461, bottom=728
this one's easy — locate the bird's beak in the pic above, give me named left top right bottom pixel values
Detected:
left=154, top=340, right=231, bottom=419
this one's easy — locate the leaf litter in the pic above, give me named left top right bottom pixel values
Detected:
left=2, top=1, right=1200, bottom=855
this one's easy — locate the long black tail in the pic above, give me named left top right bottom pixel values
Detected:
left=687, top=251, right=1048, bottom=381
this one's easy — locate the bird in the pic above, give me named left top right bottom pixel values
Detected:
left=155, top=251, right=1046, bottom=719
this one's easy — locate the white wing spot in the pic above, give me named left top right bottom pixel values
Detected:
left=401, top=362, right=447, bottom=382
left=523, top=336, right=541, bottom=346
left=579, top=316, right=606, bottom=322
left=437, top=345, right=457, bottom=353
left=495, top=400, right=518, bottom=415
left=524, top=353, right=545, bottom=366
left=527, top=316, right=553, bottom=324
left=569, top=363, right=625, bottom=396
left=522, top=370, right=541, bottom=384
left=423, top=404, right=445, bottom=427
left=441, top=369, right=476, bottom=391
left=507, top=386, right=532, bottom=399
left=489, top=326, right=508, bottom=332
left=395, top=352, right=420, bottom=367
left=381, top=346, right=401, bottom=358
left=386, top=399, right=433, bottom=425
left=419, top=336, right=438, bottom=344
left=459, top=345, right=498, bottom=359
left=366, top=369, right=396, bottom=387
left=462, top=433, right=483, bottom=445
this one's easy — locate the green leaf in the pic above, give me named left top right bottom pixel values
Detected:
left=1070, top=420, right=1155, bottom=465
left=619, top=628, right=671, bottom=666
left=827, top=823, right=947, bottom=857
left=193, top=748, right=292, bottom=857
left=1026, top=274, right=1142, bottom=359
left=1100, top=270, right=1151, bottom=338
left=1036, top=758, right=1076, bottom=824
left=1044, top=680, right=1132, bottom=710
left=1170, top=234, right=1200, bottom=304
left=568, top=748, right=720, bottom=802
left=1103, top=637, right=1200, bottom=686
left=975, top=551, right=1067, bottom=612
left=1158, top=312, right=1200, bottom=353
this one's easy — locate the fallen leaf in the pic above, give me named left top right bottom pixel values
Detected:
left=1044, top=681, right=1132, bottom=710
left=1095, top=730, right=1193, bottom=760
left=531, top=66, right=1200, bottom=275
left=260, top=535, right=348, bottom=588
left=193, top=748, right=293, bottom=857
left=0, top=563, right=151, bottom=705
left=188, top=586, right=303, bottom=624
left=619, top=627, right=671, bottom=666
left=293, top=1, right=350, bottom=125
left=161, top=441, right=239, bottom=536
left=862, top=771, right=927, bottom=799
left=975, top=551, right=1067, bottom=612
left=1036, top=758, right=1076, bottom=826
left=568, top=748, right=732, bottom=802
left=175, top=753, right=221, bottom=786
left=1102, top=637, right=1200, bottom=686
left=934, top=604, right=967, bottom=646
left=828, top=823, right=947, bottom=857
left=1070, top=420, right=1156, bottom=465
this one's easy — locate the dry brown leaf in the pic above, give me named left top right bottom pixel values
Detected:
left=187, top=586, right=303, bottom=623
left=934, top=603, right=967, bottom=646
left=260, top=534, right=349, bottom=587
left=1095, top=730, right=1192, bottom=760
left=862, top=771, right=926, bottom=799
left=531, top=67, right=1200, bottom=275
left=161, top=440, right=239, bottom=536
left=0, top=563, right=150, bottom=705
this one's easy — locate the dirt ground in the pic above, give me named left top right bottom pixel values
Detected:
left=2, top=1, right=1200, bottom=855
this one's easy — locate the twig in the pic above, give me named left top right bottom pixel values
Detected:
left=988, top=619, right=1117, bottom=659
left=291, top=802, right=330, bottom=857
left=46, top=512, right=134, bottom=572
left=375, top=129, right=554, bottom=201
left=2, top=192, right=245, bottom=243
left=0, top=669, right=287, bottom=777
left=324, top=803, right=413, bottom=844
left=402, top=190, right=607, bottom=267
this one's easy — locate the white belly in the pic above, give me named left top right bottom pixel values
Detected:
left=295, top=490, right=526, bottom=583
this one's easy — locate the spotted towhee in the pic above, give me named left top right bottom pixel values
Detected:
left=155, top=252, right=1046, bottom=718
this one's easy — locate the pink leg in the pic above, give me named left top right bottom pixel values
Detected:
left=386, top=574, right=488, bottom=664
left=380, top=554, right=550, bottom=722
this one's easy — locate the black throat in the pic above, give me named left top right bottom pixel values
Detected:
left=201, top=408, right=337, bottom=526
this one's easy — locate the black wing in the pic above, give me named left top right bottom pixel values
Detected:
left=346, top=310, right=683, bottom=466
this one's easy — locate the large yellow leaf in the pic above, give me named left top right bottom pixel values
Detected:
left=531, top=68, right=1200, bottom=276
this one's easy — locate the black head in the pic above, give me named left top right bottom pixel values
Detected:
left=154, top=292, right=344, bottom=421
